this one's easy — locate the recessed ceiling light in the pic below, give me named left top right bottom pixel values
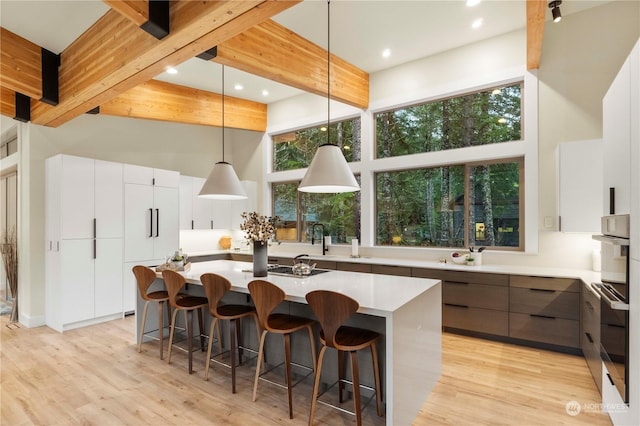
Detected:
left=234, top=84, right=243, bottom=91
left=165, top=67, right=178, bottom=75
left=466, top=0, right=481, bottom=7
left=472, top=18, right=483, bottom=29
left=382, top=48, right=391, bottom=58
left=262, top=89, right=269, bottom=96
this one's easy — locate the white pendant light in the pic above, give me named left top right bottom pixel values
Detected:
left=199, top=65, right=247, bottom=200
left=298, top=0, right=360, bottom=194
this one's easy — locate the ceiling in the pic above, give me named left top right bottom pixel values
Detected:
left=0, top=0, right=610, bottom=106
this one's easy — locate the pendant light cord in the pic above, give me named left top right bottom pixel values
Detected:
left=221, top=64, right=226, bottom=162
left=327, top=0, right=330, bottom=145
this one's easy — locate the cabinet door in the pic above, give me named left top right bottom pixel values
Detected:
left=153, top=186, right=179, bottom=259
left=60, top=239, right=95, bottom=324
left=211, top=199, right=232, bottom=230
left=603, top=56, right=631, bottom=215
left=95, top=160, right=123, bottom=239
left=45, top=155, right=61, bottom=249
left=192, top=177, right=214, bottom=229
left=153, top=168, right=180, bottom=188
left=94, top=238, right=123, bottom=317
left=60, top=155, right=94, bottom=239
left=179, top=175, right=193, bottom=230
left=630, top=43, right=640, bottom=261
left=124, top=183, right=154, bottom=262
left=123, top=164, right=154, bottom=185
left=557, top=139, right=602, bottom=232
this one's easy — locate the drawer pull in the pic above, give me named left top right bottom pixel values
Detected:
left=585, top=301, right=594, bottom=311
left=446, top=281, right=469, bottom=286
left=585, top=332, right=594, bottom=343
left=444, top=303, right=469, bottom=309
left=530, top=314, right=556, bottom=320
left=529, top=288, right=555, bottom=293
left=607, top=373, right=615, bottom=386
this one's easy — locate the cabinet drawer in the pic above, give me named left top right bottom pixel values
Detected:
left=509, top=312, right=579, bottom=348
left=444, top=271, right=509, bottom=287
left=337, top=262, right=372, bottom=273
left=443, top=305, right=508, bottom=336
left=313, top=260, right=336, bottom=270
left=443, top=282, right=508, bottom=311
left=510, top=287, right=579, bottom=320
left=372, top=264, right=412, bottom=277
left=411, top=268, right=449, bottom=280
left=510, top=275, right=580, bottom=292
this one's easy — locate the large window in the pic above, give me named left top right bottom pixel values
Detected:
left=272, top=180, right=361, bottom=245
left=376, top=159, right=522, bottom=249
left=273, top=118, right=361, bottom=171
left=375, top=83, right=522, bottom=158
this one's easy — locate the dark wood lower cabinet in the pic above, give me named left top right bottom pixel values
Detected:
left=509, top=312, right=580, bottom=348
left=443, top=304, right=509, bottom=336
left=582, top=284, right=602, bottom=392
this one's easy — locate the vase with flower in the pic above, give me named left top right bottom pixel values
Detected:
left=240, top=212, right=278, bottom=277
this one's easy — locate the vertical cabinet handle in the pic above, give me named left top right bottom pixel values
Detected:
left=93, top=218, right=97, bottom=259
left=211, top=220, right=213, bottom=230
left=191, top=220, right=194, bottom=230
left=57, top=241, right=59, bottom=251
left=149, top=208, right=153, bottom=237
left=155, top=209, right=159, bottom=237
left=49, top=241, right=52, bottom=251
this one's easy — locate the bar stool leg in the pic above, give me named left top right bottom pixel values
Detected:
left=338, top=350, right=346, bottom=403
left=371, top=342, right=383, bottom=416
left=306, top=325, right=317, bottom=372
left=138, top=301, right=150, bottom=353
left=253, top=330, right=268, bottom=402
left=230, top=319, right=238, bottom=393
left=308, top=346, right=328, bottom=426
left=284, top=333, right=293, bottom=419
left=350, top=351, right=362, bottom=426
left=157, top=300, right=164, bottom=360
left=197, top=308, right=205, bottom=351
left=204, top=318, right=219, bottom=381
left=166, top=308, right=180, bottom=364
left=186, top=310, right=194, bottom=374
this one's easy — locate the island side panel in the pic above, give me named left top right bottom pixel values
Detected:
left=387, top=281, right=442, bottom=425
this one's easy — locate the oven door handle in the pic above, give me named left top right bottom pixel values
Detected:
left=591, top=282, right=630, bottom=311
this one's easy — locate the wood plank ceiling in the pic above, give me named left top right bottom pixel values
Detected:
left=1, top=0, right=547, bottom=132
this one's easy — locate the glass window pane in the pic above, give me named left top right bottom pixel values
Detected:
left=376, top=166, right=465, bottom=247
left=273, top=118, right=361, bottom=171
left=376, top=83, right=522, bottom=158
left=469, top=162, right=521, bottom=248
left=273, top=183, right=298, bottom=241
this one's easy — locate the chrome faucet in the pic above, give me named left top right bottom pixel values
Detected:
left=311, top=223, right=328, bottom=255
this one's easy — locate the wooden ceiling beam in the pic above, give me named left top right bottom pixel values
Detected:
left=0, top=27, right=43, bottom=100
left=527, top=0, right=547, bottom=70
left=0, top=87, right=17, bottom=119
left=100, top=79, right=267, bottom=132
left=214, top=19, right=369, bottom=109
left=30, top=0, right=299, bottom=128
left=103, top=0, right=149, bottom=26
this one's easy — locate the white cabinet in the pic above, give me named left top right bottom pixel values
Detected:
left=123, top=164, right=179, bottom=262
left=557, top=139, right=603, bottom=232
left=603, top=51, right=632, bottom=216
left=231, top=181, right=257, bottom=229
left=45, top=154, right=124, bottom=332
left=629, top=42, right=640, bottom=262
left=123, top=164, right=179, bottom=313
left=179, top=175, right=233, bottom=230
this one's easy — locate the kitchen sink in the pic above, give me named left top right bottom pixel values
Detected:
left=267, top=265, right=331, bottom=277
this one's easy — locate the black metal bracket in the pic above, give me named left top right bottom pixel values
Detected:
left=41, top=48, right=60, bottom=105
left=14, top=92, right=31, bottom=122
left=197, top=46, right=218, bottom=61
left=86, top=106, right=100, bottom=115
left=140, top=0, right=170, bottom=40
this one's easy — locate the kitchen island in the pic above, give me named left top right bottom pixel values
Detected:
left=138, top=259, right=442, bottom=425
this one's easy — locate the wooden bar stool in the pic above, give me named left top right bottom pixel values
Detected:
left=201, top=273, right=260, bottom=393
left=248, top=279, right=317, bottom=419
left=163, top=269, right=208, bottom=374
left=305, top=290, right=383, bottom=426
left=133, top=265, right=172, bottom=359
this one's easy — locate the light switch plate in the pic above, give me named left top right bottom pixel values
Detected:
left=544, top=216, right=554, bottom=229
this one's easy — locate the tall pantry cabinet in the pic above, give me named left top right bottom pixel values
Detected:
left=122, top=164, right=179, bottom=312
left=45, top=155, right=124, bottom=332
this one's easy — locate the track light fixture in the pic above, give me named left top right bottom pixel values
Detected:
left=549, top=0, right=562, bottom=23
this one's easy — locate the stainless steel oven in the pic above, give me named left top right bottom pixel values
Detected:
left=592, top=214, right=630, bottom=404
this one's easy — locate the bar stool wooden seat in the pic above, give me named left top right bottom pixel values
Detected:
left=305, top=290, right=383, bottom=426
left=248, top=279, right=317, bottom=419
left=133, top=265, right=172, bottom=359
left=163, top=269, right=208, bottom=374
left=201, top=273, right=260, bottom=393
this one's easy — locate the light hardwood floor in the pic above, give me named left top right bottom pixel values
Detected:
left=1, top=315, right=610, bottom=425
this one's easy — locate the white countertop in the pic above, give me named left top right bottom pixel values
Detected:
left=167, top=260, right=441, bottom=317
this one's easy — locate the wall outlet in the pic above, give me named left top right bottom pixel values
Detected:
left=544, top=216, right=554, bottom=229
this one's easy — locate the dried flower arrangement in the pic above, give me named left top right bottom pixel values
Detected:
left=1, top=227, right=18, bottom=323
left=240, top=212, right=278, bottom=243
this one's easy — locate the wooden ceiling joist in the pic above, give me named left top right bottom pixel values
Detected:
left=214, top=19, right=369, bottom=109
left=100, top=79, right=267, bottom=132
left=0, top=27, right=43, bottom=100
left=0, top=86, right=17, bottom=119
left=29, top=0, right=299, bottom=128
left=103, top=0, right=170, bottom=39
left=527, top=0, right=547, bottom=70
